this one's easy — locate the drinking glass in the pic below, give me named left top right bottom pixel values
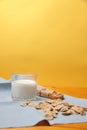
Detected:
left=11, top=73, right=38, bottom=101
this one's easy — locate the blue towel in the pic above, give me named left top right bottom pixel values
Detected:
left=0, top=78, right=87, bottom=128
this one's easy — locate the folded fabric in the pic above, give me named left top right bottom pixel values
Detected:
left=0, top=78, right=87, bottom=128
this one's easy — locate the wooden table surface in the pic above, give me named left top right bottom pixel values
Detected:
left=1, top=86, right=87, bottom=130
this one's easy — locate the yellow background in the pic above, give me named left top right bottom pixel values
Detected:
left=0, top=0, right=87, bottom=87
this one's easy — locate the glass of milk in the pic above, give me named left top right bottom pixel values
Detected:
left=11, top=73, right=38, bottom=101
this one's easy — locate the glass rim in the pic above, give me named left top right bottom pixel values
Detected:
left=12, top=73, right=38, bottom=76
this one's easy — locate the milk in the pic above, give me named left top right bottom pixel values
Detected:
left=11, top=79, right=37, bottom=100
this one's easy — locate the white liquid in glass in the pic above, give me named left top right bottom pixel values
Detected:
left=11, top=79, right=37, bottom=100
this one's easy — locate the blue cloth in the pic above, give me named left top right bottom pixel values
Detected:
left=0, top=78, right=87, bottom=128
